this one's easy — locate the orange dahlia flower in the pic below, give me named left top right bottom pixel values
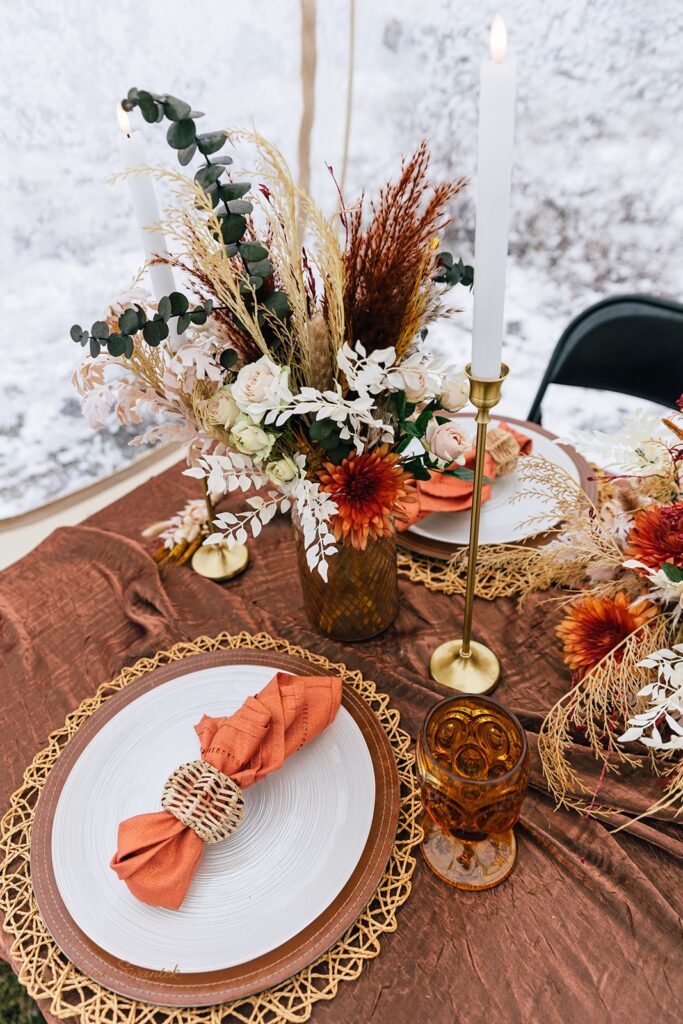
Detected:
left=319, top=445, right=415, bottom=550
left=556, top=591, right=657, bottom=678
left=624, top=503, right=683, bottom=571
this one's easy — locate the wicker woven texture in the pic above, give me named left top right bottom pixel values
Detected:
left=0, top=631, right=422, bottom=1024
left=161, top=760, right=245, bottom=844
left=396, top=543, right=556, bottom=600
left=486, top=427, right=521, bottom=477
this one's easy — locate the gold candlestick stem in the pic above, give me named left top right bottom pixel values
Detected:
left=429, top=363, right=510, bottom=694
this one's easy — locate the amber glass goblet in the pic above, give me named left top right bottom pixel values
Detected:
left=416, top=694, right=530, bottom=890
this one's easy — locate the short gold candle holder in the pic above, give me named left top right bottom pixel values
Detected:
left=429, top=362, right=510, bottom=695
left=191, top=477, right=250, bottom=581
left=191, top=541, right=249, bottom=581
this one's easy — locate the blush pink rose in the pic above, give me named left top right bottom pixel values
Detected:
left=424, top=417, right=471, bottom=465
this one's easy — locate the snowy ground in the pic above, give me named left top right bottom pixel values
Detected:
left=1, top=0, right=681, bottom=516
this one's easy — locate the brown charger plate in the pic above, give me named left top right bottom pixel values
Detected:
left=31, top=649, right=400, bottom=1007
left=397, top=415, right=598, bottom=561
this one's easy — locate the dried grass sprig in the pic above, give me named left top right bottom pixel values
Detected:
left=421, top=456, right=625, bottom=603
left=343, top=141, right=466, bottom=354
left=232, top=129, right=346, bottom=388
left=538, top=613, right=675, bottom=822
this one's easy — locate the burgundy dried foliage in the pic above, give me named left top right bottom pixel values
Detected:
left=342, top=141, right=466, bottom=354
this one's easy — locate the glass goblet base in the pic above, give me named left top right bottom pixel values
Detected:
left=420, top=816, right=517, bottom=891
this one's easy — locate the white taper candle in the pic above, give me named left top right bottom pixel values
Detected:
left=116, top=104, right=178, bottom=347
left=471, top=15, right=517, bottom=380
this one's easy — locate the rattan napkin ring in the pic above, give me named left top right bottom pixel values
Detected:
left=161, top=760, right=245, bottom=844
left=486, top=427, right=521, bottom=477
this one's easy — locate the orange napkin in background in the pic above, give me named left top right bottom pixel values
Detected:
left=398, top=421, right=532, bottom=530
left=110, top=672, right=341, bottom=910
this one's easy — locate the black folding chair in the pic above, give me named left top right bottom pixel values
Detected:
left=527, top=294, right=683, bottom=424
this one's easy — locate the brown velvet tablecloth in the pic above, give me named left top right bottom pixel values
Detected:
left=0, top=463, right=681, bottom=1023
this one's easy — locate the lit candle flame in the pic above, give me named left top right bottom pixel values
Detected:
left=117, top=103, right=132, bottom=135
left=490, top=14, right=507, bottom=62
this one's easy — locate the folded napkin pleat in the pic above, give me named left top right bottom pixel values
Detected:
left=111, top=672, right=341, bottom=909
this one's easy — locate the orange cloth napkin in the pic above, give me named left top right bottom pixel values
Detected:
left=110, top=672, right=342, bottom=909
left=398, top=421, right=532, bottom=530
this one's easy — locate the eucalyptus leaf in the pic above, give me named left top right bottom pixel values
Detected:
left=91, top=320, right=109, bottom=340
left=142, top=321, right=161, bottom=346
left=178, top=142, right=197, bottom=166
left=190, top=308, right=207, bottom=325
left=177, top=312, right=192, bottom=334
left=124, top=335, right=135, bottom=358
left=163, top=95, right=192, bottom=121
left=246, top=257, right=272, bottom=277
left=309, top=419, right=337, bottom=442
left=262, top=290, right=291, bottom=319
left=239, top=241, right=268, bottom=262
left=169, top=291, right=189, bottom=316
left=220, top=348, right=238, bottom=370
left=219, top=213, right=247, bottom=244
left=227, top=199, right=253, bottom=215
left=219, top=181, right=249, bottom=201
left=196, top=130, right=227, bottom=156
left=118, top=307, right=140, bottom=334
left=157, top=296, right=172, bottom=321
left=89, top=337, right=101, bottom=358
left=166, top=118, right=196, bottom=150
left=203, top=183, right=221, bottom=209
left=70, top=324, right=83, bottom=342
left=195, top=164, right=224, bottom=189
left=107, top=334, right=125, bottom=357
left=139, top=98, right=160, bottom=123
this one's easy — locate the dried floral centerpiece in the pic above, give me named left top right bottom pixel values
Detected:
left=69, top=89, right=474, bottom=637
left=534, top=406, right=683, bottom=822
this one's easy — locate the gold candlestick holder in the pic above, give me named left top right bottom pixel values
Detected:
left=429, top=362, right=509, bottom=694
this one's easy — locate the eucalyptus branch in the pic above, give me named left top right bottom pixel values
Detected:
left=120, top=88, right=292, bottom=332
left=70, top=291, right=234, bottom=371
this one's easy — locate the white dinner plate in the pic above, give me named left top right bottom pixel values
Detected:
left=51, top=663, right=375, bottom=973
left=405, top=416, right=584, bottom=550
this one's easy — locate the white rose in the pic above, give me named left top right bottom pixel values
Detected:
left=385, top=360, right=433, bottom=403
left=402, top=367, right=431, bottom=403
left=231, top=355, right=292, bottom=418
left=203, top=385, right=240, bottom=429
left=439, top=372, right=469, bottom=413
left=424, top=416, right=471, bottom=465
left=230, top=414, right=276, bottom=462
left=266, top=456, right=299, bottom=486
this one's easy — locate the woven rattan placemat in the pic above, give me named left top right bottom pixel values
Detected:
left=0, top=631, right=422, bottom=1024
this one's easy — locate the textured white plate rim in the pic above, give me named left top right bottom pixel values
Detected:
left=50, top=663, right=376, bottom=974
left=406, top=416, right=580, bottom=546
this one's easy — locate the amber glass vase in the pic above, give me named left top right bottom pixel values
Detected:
left=292, top=515, right=399, bottom=642
left=416, top=694, right=530, bottom=890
